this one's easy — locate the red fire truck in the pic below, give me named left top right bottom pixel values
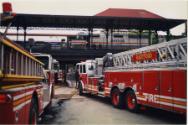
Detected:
left=0, top=3, right=54, bottom=124
left=33, top=53, right=55, bottom=84
left=76, top=38, right=187, bottom=114
left=53, top=59, right=63, bottom=83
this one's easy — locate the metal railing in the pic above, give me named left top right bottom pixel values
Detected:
left=111, top=38, right=187, bottom=69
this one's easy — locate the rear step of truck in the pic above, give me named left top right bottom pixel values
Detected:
left=98, top=91, right=105, bottom=97
left=43, top=101, right=50, bottom=109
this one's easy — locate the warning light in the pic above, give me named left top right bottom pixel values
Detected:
left=2, top=2, right=12, bottom=14
left=1, top=2, right=16, bottom=21
left=0, top=94, right=6, bottom=103
left=0, top=94, right=12, bottom=103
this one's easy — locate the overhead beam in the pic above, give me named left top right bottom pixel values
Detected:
left=1, top=13, right=186, bottom=31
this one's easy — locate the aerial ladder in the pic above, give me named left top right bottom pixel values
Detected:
left=109, top=38, right=186, bottom=69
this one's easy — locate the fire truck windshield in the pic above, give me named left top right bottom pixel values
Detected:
left=36, top=56, right=49, bottom=70
left=54, top=63, right=59, bottom=71
left=88, top=65, right=94, bottom=70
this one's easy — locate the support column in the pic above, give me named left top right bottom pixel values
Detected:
left=139, top=30, right=142, bottom=48
left=23, top=27, right=27, bottom=49
left=16, top=26, right=19, bottom=41
left=67, top=37, right=69, bottom=48
left=106, top=28, right=109, bottom=49
left=87, top=28, right=91, bottom=49
left=166, top=29, right=170, bottom=42
left=155, top=30, right=159, bottom=44
left=91, top=28, right=93, bottom=49
left=110, top=29, right=113, bottom=49
left=185, top=22, right=187, bottom=36
left=64, top=64, right=68, bottom=86
left=148, top=30, right=151, bottom=45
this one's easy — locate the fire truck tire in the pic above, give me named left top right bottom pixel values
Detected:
left=111, top=88, right=124, bottom=108
left=79, top=83, right=83, bottom=96
left=29, top=97, right=38, bottom=124
left=125, top=90, right=139, bottom=112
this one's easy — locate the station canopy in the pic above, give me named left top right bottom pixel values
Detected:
left=1, top=8, right=186, bottom=31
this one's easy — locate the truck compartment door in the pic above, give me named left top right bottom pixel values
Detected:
left=172, top=70, right=186, bottom=113
left=160, top=71, right=173, bottom=111
left=143, top=71, right=160, bottom=107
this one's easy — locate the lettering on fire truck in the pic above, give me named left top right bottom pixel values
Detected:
left=132, top=51, right=157, bottom=62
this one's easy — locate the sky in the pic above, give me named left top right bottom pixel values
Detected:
left=0, top=0, right=187, bottom=40
left=0, top=0, right=187, bottom=18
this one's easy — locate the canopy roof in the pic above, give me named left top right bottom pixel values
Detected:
left=95, top=8, right=164, bottom=19
left=0, top=12, right=186, bottom=31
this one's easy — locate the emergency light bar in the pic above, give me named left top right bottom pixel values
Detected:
left=2, top=2, right=12, bottom=14
left=1, top=2, right=16, bottom=19
left=1, top=2, right=16, bottom=37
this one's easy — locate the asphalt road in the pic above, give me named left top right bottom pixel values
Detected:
left=40, top=94, right=186, bottom=124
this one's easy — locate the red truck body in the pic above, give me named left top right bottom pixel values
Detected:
left=77, top=38, right=187, bottom=114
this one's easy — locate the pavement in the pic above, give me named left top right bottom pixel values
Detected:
left=40, top=93, right=186, bottom=124
left=53, top=85, right=78, bottom=100
left=39, top=82, right=186, bottom=124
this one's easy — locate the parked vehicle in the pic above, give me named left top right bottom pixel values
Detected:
left=76, top=38, right=187, bottom=114
left=33, top=53, right=56, bottom=85
left=0, top=3, right=54, bottom=124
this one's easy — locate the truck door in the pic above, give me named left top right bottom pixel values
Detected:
left=172, top=70, right=186, bottom=113
left=79, top=64, right=88, bottom=89
left=42, top=76, right=52, bottom=109
left=143, top=71, right=160, bottom=107
left=87, top=63, right=97, bottom=93
left=160, top=71, right=173, bottom=111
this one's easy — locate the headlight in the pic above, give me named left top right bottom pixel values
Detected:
left=118, top=83, right=125, bottom=90
left=109, top=82, right=113, bottom=88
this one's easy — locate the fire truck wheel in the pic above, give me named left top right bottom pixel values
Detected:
left=79, top=83, right=83, bottom=96
left=125, top=90, right=139, bottom=112
left=111, top=88, right=124, bottom=108
left=29, top=98, right=38, bottom=124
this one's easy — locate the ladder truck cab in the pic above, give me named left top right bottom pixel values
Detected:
left=76, top=60, right=97, bottom=89
left=77, top=60, right=96, bottom=76
left=33, top=53, right=55, bottom=84
left=32, top=53, right=55, bottom=107
left=76, top=57, right=109, bottom=96
left=0, top=3, right=55, bottom=124
left=76, top=38, right=187, bottom=114
left=53, top=59, right=62, bottom=83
